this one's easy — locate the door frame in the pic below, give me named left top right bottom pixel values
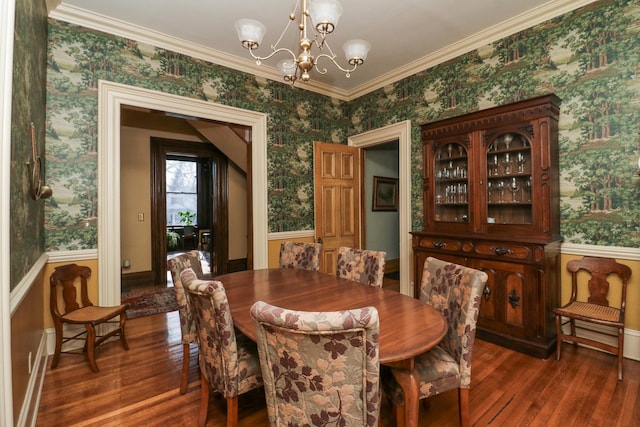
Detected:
left=98, top=81, right=268, bottom=306
left=348, top=120, right=412, bottom=296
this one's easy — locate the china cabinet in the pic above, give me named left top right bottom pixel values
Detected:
left=412, top=94, right=562, bottom=358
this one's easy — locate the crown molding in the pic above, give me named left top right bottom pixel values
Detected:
left=348, top=0, right=598, bottom=100
left=49, top=0, right=596, bottom=102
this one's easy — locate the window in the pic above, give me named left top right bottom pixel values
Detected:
left=166, top=158, right=198, bottom=226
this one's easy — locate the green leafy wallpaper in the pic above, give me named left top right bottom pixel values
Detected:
left=45, top=0, right=640, bottom=251
left=10, top=0, right=48, bottom=289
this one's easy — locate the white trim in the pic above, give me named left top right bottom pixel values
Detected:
left=15, top=332, right=47, bottom=427
left=268, top=230, right=316, bottom=240
left=48, top=0, right=596, bottom=102
left=348, top=121, right=412, bottom=296
left=0, top=0, right=16, bottom=424
left=98, top=81, right=268, bottom=307
left=46, top=249, right=98, bottom=263
left=10, top=253, right=48, bottom=315
left=560, top=243, right=640, bottom=261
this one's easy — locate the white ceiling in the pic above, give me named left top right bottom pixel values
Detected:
left=49, top=0, right=594, bottom=100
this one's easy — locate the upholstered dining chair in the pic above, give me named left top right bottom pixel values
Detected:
left=336, top=246, right=387, bottom=287
left=278, top=241, right=323, bottom=271
left=250, top=300, right=380, bottom=427
left=554, top=256, right=632, bottom=380
left=49, top=263, right=129, bottom=372
left=383, top=257, right=488, bottom=427
left=166, top=250, right=204, bottom=394
left=181, top=268, right=263, bottom=427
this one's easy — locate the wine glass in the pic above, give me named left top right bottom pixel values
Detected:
left=501, top=153, right=511, bottom=175
left=447, top=144, right=453, bottom=157
left=516, top=152, right=526, bottom=174
left=526, top=177, right=532, bottom=202
left=510, top=177, right=520, bottom=202
left=497, top=181, right=505, bottom=203
left=487, top=181, right=493, bottom=203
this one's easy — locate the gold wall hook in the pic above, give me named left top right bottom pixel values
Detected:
left=26, top=122, right=53, bottom=200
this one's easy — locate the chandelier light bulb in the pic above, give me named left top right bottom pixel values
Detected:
left=308, top=0, right=343, bottom=34
left=235, top=18, right=266, bottom=49
left=343, top=39, right=371, bottom=65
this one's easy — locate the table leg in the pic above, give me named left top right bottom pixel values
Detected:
left=391, top=367, right=420, bottom=427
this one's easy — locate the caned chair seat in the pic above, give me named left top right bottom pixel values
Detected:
left=49, top=264, right=129, bottom=373
left=62, top=305, right=128, bottom=323
left=554, top=256, right=632, bottom=381
left=554, top=301, right=620, bottom=323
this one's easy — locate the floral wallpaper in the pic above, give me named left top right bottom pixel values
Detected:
left=10, top=0, right=48, bottom=289
left=44, top=0, right=640, bottom=252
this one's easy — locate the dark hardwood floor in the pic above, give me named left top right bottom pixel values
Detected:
left=36, top=278, right=640, bottom=426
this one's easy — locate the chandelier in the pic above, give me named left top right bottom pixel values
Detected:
left=235, top=0, right=370, bottom=84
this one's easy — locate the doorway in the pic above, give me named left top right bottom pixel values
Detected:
left=150, top=137, right=230, bottom=285
left=348, top=120, right=412, bottom=296
left=98, top=81, right=269, bottom=307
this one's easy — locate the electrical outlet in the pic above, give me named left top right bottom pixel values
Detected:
left=28, top=352, right=32, bottom=374
left=138, top=213, right=144, bottom=221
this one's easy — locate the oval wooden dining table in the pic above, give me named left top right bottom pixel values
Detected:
left=218, top=268, right=447, bottom=427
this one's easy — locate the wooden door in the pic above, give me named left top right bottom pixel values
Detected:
left=313, top=141, right=362, bottom=274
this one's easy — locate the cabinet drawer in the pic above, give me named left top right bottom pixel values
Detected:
left=474, top=242, right=532, bottom=261
left=415, top=236, right=463, bottom=253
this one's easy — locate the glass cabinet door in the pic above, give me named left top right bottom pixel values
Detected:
left=486, top=132, right=532, bottom=225
left=434, top=142, right=469, bottom=223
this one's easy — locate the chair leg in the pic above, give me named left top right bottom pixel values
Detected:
left=617, top=327, right=624, bottom=381
left=555, top=314, right=562, bottom=361
left=458, top=388, right=469, bottom=427
left=51, top=323, right=63, bottom=369
left=226, top=396, right=238, bottom=427
left=394, top=403, right=406, bottom=427
left=119, top=313, right=129, bottom=350
left=85, top=324, right=99, bottom=372
left=198, top=374, right=210, bottom=427
left=180, top=343, right=190, bottom=394
left=570, top=319, right=577, bottom=346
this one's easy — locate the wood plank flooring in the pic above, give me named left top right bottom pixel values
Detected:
left=36, top=306, right=640, bottom=426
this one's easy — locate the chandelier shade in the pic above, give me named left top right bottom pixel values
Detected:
left=235, top=0, right=369, bottom=84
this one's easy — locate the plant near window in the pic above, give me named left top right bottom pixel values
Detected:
left=167, top=230, right=180, bottom=251
left=177, top=210, right=196, bottom=226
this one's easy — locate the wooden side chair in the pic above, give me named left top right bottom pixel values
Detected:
left=181, top=268, right=263, bottom=427
left=251, top=300, right=380, bottom=427
left=166, top=250, right=204, bottom=394
left=336, top=246, right=387, bottom=287
left=49, top=263, right=129, bottom=372
left=278, top=241, right=323, bottom=271
left=383, top=257, right=488, bottom=427
left=554, top=256, right=632, bottom=380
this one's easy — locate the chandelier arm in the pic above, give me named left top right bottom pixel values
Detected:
left=315, top=52, right=358, bottom=74
left=247, top=47, right=297, bottom=64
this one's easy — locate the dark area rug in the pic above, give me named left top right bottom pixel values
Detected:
left=121, top=287, right=178, bottom=319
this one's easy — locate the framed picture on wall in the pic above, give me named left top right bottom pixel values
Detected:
left=372, top=176, right=398, bottom=211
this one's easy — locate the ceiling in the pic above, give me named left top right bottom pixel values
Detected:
left=49, top=0, right=593, bottom=100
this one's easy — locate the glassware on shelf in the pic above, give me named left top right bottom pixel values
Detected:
left=526, top=177, right=532, bottom=202
left=503, top=134, right=513, bottom=149
left=490, top=154, right=499, bottom=176
left=447, top=144, right=454, bottom=157
left=501, top=153, right=511, bottom=175
left=516, top=152, right=526, bottom=174
left=497, top=181, right=505, bottom=203
left=510, top=177, right=520, bottom=202
left=487, top=181, right=493, bottom=203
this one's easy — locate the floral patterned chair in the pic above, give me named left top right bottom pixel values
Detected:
left=336, top=246, right=387, bottom=287
left=166, top=250, right=204, bottom=394
left=278, top=241, right=323, bottom=271
left=181, top=268, right=263, bottom=427
left=250, top=301, right=380, bottom=427
left=383, top=257, right=488, bottom=427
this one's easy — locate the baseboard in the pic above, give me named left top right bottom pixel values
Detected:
left=559, top=319, right=640, bottom=361
left=16, top=331, right=48, bottom=427
left=385, top=258, right=399, bottom=274
left=121, top=270, right=154, bottom=288
left=227, top=258, right=248, bottom=273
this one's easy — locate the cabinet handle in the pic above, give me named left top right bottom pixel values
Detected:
left=508, top=288, right=520, bottom=308
left=483, top=284, right=491, bottom=301
left=433, top=241, right=447, bottom=249
left=491, top=246, right=513, bottom=256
